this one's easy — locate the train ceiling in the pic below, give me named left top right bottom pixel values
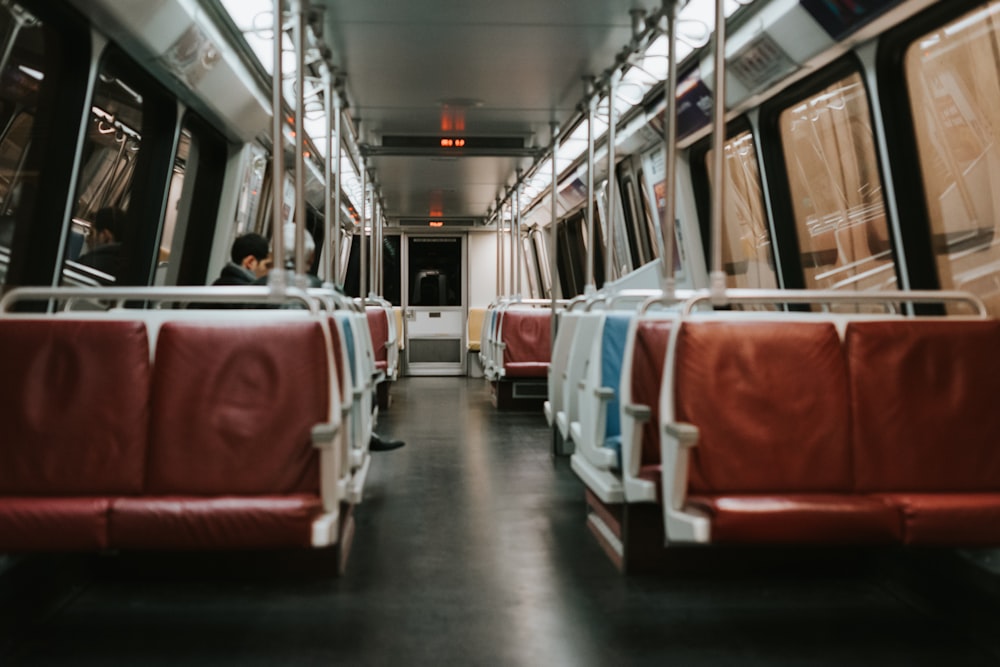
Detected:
left=317, top=0, right=636, bottom=226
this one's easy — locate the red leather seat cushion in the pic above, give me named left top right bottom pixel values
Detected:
left=686, top=495, right=901, bottom=544
left=0, top=497, right=111, bottom=551
left=110, top=495, right=321, bottom=549
left=0, top=319, right=150, bottom=495
left=873, top=493, right=1000, bottom=546
left=146, top=320, right=329, bottom=495
left=505, top=361, right=549, bottom=378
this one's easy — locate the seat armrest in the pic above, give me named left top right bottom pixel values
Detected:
left=664, top=422, right=699, bottom=447
left=311, top=422, right=343, bottom=515
left=621, top=403, right=655, bottom=502
left=311, top=422, right=339, bottom=449
left=660, top=420, right=710, bottom=544
left=624, top=403, right=651, bottom=421
left=594, top=386, right=614, bottom=401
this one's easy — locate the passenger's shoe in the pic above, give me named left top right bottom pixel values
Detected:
left=369, top=434, right=405, bottom=452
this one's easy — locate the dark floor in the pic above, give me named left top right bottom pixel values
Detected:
left=3, top=377, right=1000, bottom=665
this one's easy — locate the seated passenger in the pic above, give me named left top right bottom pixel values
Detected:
left=78, top=207, right=125, bottom=280
left=213, top=232, right=272, bottom=285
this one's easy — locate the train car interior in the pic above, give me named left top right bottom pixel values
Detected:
left=2, top=0, right=1000, bottom=663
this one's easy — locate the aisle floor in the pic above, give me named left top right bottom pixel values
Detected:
left=4, top=377, right=1000, bottom=666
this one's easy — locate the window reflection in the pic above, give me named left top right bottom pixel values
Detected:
left=906, top=2, right=1000, bottom=314
left=779, top=72, right=896, bottom=298
left=706, top=130, right=777, bottom=291
left=62, top=53, right=145, bottom=286
left=0, top=2, right=48, bottom=286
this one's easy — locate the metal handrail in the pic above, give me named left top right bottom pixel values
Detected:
left=0, top=286, right=319, bottom=314
left=678, top=288, right=989, bottom=317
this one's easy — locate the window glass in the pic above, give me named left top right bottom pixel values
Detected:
left=779, top=71, right=896, bottom=295
left=382, top=234, right=401, bottom=306
left=705, top=130, right=777, bottom=289
left=154, top=129, right=189, bottom=285
left=905, top=2, right=1000, bottom=313
left=63, top=52, right=146, bottom=285
left=0, top=2, right=51, bottom=285
left=522, top=234, right=540, bottom=298
left=618, top=167, right=654, bottom=268
left=532, top=229, right=552, bottom=298
left=596, top=179, right=632, bottom=280
left=408, top=236, right=461, bottom=307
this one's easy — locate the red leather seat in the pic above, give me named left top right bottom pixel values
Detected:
left=848, top=319, right=1000, bottom=545
left=672, top=320, right=900, bottom=545
left=0, top=319, right=151, bottom=551
left=501, top=310, right=551, bottom=378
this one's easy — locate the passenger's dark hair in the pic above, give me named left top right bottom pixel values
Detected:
left=93, top=207, right=125, bottom=242
left=230, top=232, right=269, bottom=264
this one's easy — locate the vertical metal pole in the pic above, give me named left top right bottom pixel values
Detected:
left=508, top=189, right=516, bottom=297
left=660, top=0, right=681, bottom=296
left=270, top=0, right=286, bottom=287
left=358, top=163, right=368, bottom=300
left=292, top=0, right=307, bottom=282
left=374, top=196, right=382, bottom=297
left=605, top=71, right=619, bottom=284
left=549, top=123, right=559, bottom=340
left=499, top=197, right=506, bottom=298
left=710, top=0, right=728, bottom=298
left=495, top=197, right=503, bottom=297
left=515, top=170, right=523, bottom=297
left=322, top=66, right=334, bottom=287
left=585, top=81, right=597, bottom=292
left=333, top=89, right=343, bottom=286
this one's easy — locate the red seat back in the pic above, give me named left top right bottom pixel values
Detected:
left=366, top=306, right=389, bottom=365
left=848, top=320, right=1000, bottom=492
left=0, top=319, right=151, bottom=495
left=501, top=310, right=551, bottom=370
left=146, top=320, right=329, bottom=495
left=675, top=320, right=852, bottom=493
left=630, top=319, right=673, bottom=467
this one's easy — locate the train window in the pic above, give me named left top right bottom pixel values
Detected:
left=0, top=2, right=53, bottom=286
left=635, top=163, right=660, bottom=261
left=154, top=129, right=190, bottom=285
left=595, top=179, right=631, bottom=280
left=343, top=231, right=361, bottom=297
left=532, top=228, right=552, bottom=297
left=556, top=211, right=588, bottom=297
left=704, top=130, right=778, bottom=290
left=383, top=234, right=401, bottom=306
left=617, top=162, right=655, bottom=268
left=61, top=47, right=176, bottom=287
left=778, top=71, right=896, bottom=295
left=235, top=144, right=268, bottom=236
left=522, top=234, right=540, bottom=298
left=904, top=3, right=1000, bottom=312
left=408, top=236, right=461, bottom=306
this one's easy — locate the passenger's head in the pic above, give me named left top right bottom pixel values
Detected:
left=231, top=232, right=271, bottom=278
left=282, top=222, right=316, bottom=269
left=92, top=208, right=125, bottom=246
